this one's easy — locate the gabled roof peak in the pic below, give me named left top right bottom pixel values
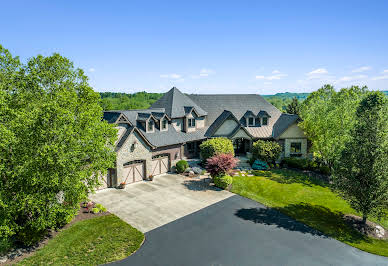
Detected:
left=150, top=87, right=207, bottom=118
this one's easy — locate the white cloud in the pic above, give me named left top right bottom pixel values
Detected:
left=255, top=71, right=287, bottom=81
left=352, top=66, right=371, bottom=73
left=160, top=73, right=181, bottom=79
left=264, top=81, right=272, bottom=85
left=371, top=75, right=388, bottom=81
left=338, top=75, right=368, bottom=82
left=88, top=68, right=95, bottom=72
left=199, top=68, right=215, bottom=77
left=383, top=69, right=388, bottom=73
left=191, top=68, right=216, bottom=79
left=307, top=68, right=328, bottom=76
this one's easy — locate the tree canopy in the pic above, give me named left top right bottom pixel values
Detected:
left=0, top=45, right=117, bottom=245
left=299, top=84, right=368, bottom=168
left=333, top=92, right=388, bottom=223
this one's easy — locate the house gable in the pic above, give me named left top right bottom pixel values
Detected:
left=213, top=118, right=239, bottom=136
left=278, top=122, right=306, bottom=139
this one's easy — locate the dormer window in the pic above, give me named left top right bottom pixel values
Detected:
left=161, top=119, right=168, bottom=130
left=148, top=120, right=154, bottom=132
left=188, top=118, right=196, bottom=128
left=248, top=117, right=254, bottom=126
left=262, top=117, right=268, bottom=126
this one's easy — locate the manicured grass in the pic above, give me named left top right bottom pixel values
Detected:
left=231, top=169, right=388, bottom=257
left=19, top=214, right=144, bottom=265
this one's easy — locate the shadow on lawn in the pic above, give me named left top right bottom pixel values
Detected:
left=267, top=169, right=330, bottom=188
left=235, top=203, right=368, bottom=244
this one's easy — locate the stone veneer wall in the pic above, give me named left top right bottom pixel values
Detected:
left=115, top=131, right=153, bottom=185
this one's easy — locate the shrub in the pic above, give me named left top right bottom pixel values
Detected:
left=95, top=203, right=107, bottom=213
left=205, top=153, right=239, bottom=177
left=200, top=138, right=234, bottom=161
left=192, top=167, right=202, bottom=174
left=176, top=160, right=189, bottom=173
left=213, top=175, right=233, bottom=190
left=282, top=157, right=331, bottom=175
left=252, top=140, right=282, bottom=163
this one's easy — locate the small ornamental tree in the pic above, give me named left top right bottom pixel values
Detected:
left=252, top=140, right=282, bottom=163
left=200, top=137, right=234, bottom=161
left=205, top=153, right=239, bottom=177
left=333, top=92, right=388, bottom=224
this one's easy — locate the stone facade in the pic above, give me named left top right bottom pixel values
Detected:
left=116, top=131, right=153, bottom=185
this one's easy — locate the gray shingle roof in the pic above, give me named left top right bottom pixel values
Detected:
left=188, top=94, right=282, bottom=126
left=104, top=89, right=301, bottom=149
left=150, top=87, right=207, bottom=118
left=272, top=113, right=300, bottom=138
left=188, top=94, right=297, bottom=139
left=103, top=112, right=121, bottom=123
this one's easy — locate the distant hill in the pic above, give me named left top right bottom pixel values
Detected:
left=100, top=91, right=163, bottom=110
left=99, top=90, right=388, bottom=111
left=262, top=92, right=310, bottom=100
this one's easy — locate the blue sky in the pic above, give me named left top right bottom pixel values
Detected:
left=1, top=0, right=388, bottom=94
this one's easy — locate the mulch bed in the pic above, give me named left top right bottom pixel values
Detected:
left=344, top=214, right=388, bottom=240
left=2, top=202, right=109, bottom=265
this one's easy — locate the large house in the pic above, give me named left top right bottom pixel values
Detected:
left=101, top=87, right=307, bottom=188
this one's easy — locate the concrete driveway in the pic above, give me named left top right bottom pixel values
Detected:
left=90, top=174, right=232, bottom=233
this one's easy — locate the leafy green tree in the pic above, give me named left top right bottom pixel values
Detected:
left=299, top=84, right=367, bottom=169
left=200, top=137, right=234, bottom=161
left=285, top=97, right=300, bottom=115
left=0, top=45, right=117, bottom=245
left=252, top=140, right=282, bottom=163
left=333, top=92, right=388, bottom=224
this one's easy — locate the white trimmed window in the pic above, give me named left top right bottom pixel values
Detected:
left=248, top=117, right=254, bottom=126
left=262, top=117, right=268, bottom=126
left=147, top=120, right=154, bottom=132
left=188, top=118, right=196, bottom=128
left=161, top=119, right=168, bottom=130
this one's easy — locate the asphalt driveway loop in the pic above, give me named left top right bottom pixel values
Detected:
left=90, top=174, right=233, bottom=233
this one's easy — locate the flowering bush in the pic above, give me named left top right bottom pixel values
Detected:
left=205, top=153, right=239, bottom=177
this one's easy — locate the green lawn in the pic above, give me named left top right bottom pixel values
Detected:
left=231, top=169, right=388, bottom=257
left=19, top=214, right=144, bottom=265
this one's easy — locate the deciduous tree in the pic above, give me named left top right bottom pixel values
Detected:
left=299, top=84, right=367, bottom=168
left=0, top=45, right=117, bottom=245
left=333, top=92, right=388, bottom=224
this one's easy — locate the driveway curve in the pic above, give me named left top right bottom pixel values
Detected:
left=112, top=195, right=388, bottom=266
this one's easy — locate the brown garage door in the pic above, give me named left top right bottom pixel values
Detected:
left=123, top=160, right=145, bottom=184
left=151, top=156, right=169, bottom=176
left=97, top=168, right=115, bottom=190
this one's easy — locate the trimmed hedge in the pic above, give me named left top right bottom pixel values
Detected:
left=176, top=160, right=189, bottom=173
left=200, top=138, right=234, bottom=161
left=252, top=140, right=282, bottom=163
left=282, top=157, right=330, bottom=175
left=213, top=175, right=233, bottom=190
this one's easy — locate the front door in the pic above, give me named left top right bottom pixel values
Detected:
left=233, top=138, right=245, bottom=155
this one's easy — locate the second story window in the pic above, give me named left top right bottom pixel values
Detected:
left=148, top=120, right=154, bottom=131
left=262, top=117, right=268, bottom=126
left=188, top=118, right=196, bottom=128
left=161, top=119, right=167, bottom=130
left=248, top=117, right=254, bottom=126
